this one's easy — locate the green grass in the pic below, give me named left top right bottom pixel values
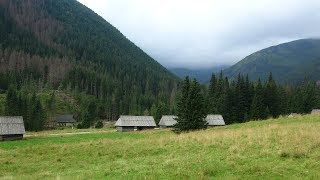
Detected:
left=1, top=115, right=320, bottom=179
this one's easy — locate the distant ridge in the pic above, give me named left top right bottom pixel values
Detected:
left=170, top=65, right=229, bottom=83
left=224, top=39, right=320, bottom=84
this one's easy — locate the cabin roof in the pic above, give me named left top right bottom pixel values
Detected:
left=0, top=116, right=25, bottom=135
left=311, top=109, right=320, bottom=114
left=158, top=115, right=177, bottom=126
left=205, top=114, right=225, bottom=126
left=54, top=114, right=76, bottom=123
left=115, top=116, right=156, bottom=127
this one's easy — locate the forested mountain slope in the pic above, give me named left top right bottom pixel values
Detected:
left=170, top=65, right=229, bottom=84
left=0, top=0, right=178, bottom=121
left=224, top=39, right=320, bottom=84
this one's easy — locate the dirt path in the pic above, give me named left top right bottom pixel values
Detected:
left=25, top=130, right=114, bottom=137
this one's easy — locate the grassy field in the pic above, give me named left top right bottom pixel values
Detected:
left=1, top=115, right=320, bottom=179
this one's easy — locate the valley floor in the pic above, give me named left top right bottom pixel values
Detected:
left=1, top=115, right=320, bottom=179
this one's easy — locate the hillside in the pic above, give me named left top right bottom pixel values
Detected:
left=224, top=39, right=320, bottom=84
left=170, top=65, right=229, bottom=83
left=1, top=114, right=320, bottom=178
left=0, top=0, right=178, bottom=120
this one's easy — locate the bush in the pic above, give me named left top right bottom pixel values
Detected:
left=76, top=123, right=83, bottom=129
left=95, top=121, right=103, bottom=129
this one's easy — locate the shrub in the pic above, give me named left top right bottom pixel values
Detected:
left=95, top=121, right=103, bottom=129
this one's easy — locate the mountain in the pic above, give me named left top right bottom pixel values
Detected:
left=0, top=0, right=178, bottom=120
left=224, top=39, right=320, bottom=84
left=170, top=65, right=230, bottom=83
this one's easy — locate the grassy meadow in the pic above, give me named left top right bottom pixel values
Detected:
left=1, top=115, right=320, bottom=179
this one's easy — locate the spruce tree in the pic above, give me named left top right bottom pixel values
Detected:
left=174, top=76, right=190, bottom=131
left=249, top=79, right=266, bottom=120
left=5, top=85, right=18, bottom=115
left=208, top=74, right=217, bottom=113
left=249, top=95, right=259, bottom=120
left=188, top=79, right=207, bottom=130
left=174, top=77, right=207, bottom=132
left=265, top=73, right=280, bottom=118
left=235, top=74, right=247, bottom=122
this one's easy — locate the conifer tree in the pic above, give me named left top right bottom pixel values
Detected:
left=249, top=79, right=265, bottom=120
left=174, top=77, right=207, bottom=132
left=153, top=102, right=169, bottom=125
left=235, top=74, right=247, bottom=122
left=208, top=74, right=217, bottom=113
left=174, top=76, right=190, bottom=131
left=5, top=85, right=18, bottom=115
left=249, top=95, right=258, bottom=120
left=300, top=81, right=317, bottom=113
left=33, top=97, right=46, bottom=131
left=188, top=79, right=207, bottom=130
left=264, top=73, right=280, bottom=118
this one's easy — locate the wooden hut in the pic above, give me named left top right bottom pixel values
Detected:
left=311, top=109, right=320, bottom=115
left=205, top=114, right=225, bottom=126
left=115, top=116, right=156, bottom=132
left=54, top=114, right=76, bottom=127
left=0, top=116, right=25, bottom=141
left=158, top=115, right=177, bottom=128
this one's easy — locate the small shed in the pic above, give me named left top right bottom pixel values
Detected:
left=54, top=114, right=76, bottom=127
left=0, top=116, right=25, bottom=141
left=311, top=109, right=320, bottom=115
left=205, top=114, right=225, bottom=126
left=158, top=115, right=177, bottom=128
left=115, top=116, right=156, bottom=132
left=288, top=113, right=301, bottom=118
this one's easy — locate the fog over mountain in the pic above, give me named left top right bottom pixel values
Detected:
left=78, top=0, right=320, bottom=69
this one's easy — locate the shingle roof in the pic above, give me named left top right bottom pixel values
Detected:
left=54, top=114, right=76, bottom=123
left=205, top=114, right=225, bottom=126
left=311, top=109, right=320, bottom=114
left=158, top=115, right=177, bottom=126
left=0, top=116, right=25, bottom=135
left=115, top=116, right=156, bottom=127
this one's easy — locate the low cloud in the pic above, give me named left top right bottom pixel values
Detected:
left=78, top=0, right=320, bottom=69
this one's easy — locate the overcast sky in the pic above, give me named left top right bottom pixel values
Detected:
left=77, top=0, right=320, bottom=69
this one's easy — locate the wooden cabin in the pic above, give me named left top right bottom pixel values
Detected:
left=54, top=114, right=76, bottom=127
left=0, top=116, right=25, bottom=141
left=158, top=115, right=177, bottom=128
left=205, top=114, right=226, bottom=126
left=311, top=109, right=320, bottom=115
left=115, top=116, right=156, bottom=132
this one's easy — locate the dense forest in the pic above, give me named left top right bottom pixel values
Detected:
left=205, top=72, right=320, bottom=124
left=172, top=72, right=320, bottom=132
left=0, top=0, right=178, bottom=130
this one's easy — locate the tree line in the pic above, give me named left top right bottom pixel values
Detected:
left=174, top=73, right=320, bottom=132
left=5, top=85, right=46, bottom=131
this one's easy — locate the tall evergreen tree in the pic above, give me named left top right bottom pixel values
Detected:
left=264, top=73, right=280, bottom=118
left=174, top=77, right=190, bottom=131
left=208, top=74, right=217, bottom=113
left=174, top=77, right=207, bottom=132
left=188, top=79, right=207, bottom=130
left=5, top=85, right=18, bottom=115
left=250, top=79, right=266, bottom=119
